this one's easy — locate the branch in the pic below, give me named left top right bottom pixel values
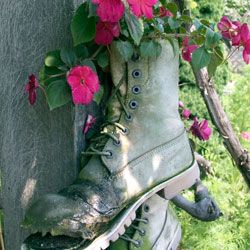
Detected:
left=195, top=152, right=212, bottom=175
left=192, top=67, right=250, bottom=187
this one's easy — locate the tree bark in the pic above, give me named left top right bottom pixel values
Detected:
left=192, top=67, right=250, bottom=187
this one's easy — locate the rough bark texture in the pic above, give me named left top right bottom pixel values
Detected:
left=0, top=1, right=80, bottom=249
left=192, top=68, right=250, bottom=187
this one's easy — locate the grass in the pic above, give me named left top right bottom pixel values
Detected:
left=177, top=66, right=250, bottom=250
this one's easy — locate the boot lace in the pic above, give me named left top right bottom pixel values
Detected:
left=119, top=218, right=148, bottom=248
left=82, top=80, right=131, bottom=158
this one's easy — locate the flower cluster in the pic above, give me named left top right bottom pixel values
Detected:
left=179, top=102, right=212, bottom=141
left=218, top=16, right=250, bottom=64
left=93, top=0, right=158, bottom=45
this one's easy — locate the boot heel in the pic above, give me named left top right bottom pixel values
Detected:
left=159, top=160, right=200, bottom=200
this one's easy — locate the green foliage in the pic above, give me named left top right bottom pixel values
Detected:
left=45, top=79, right=71, bottom=110
left=192, top=46, right=211, bottom=71
left=178, top=67, right=250, bottom=250
left=114, top=41, right=134, bottom=62
left=124, top=10, right=144, bottom=45
left=192, top=0, right=226, bottom=22
left=71, top=3, right=96, bottom=46
left=60, top=48, right=77, bottom=67
left=223, top=66, right=250, bottom=152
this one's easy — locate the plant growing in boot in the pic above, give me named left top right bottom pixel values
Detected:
left=22, top=0, right=249, bottom=249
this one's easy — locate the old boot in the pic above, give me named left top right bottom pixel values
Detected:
left=108, top=194, right=181, bottom=250
left=23, top=40, right=199, bottom=249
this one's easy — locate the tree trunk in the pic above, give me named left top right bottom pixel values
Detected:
left=0, top=1, right=80, bottom=249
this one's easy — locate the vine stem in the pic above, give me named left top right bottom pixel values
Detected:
left=90, top=45, right=104, bottom=59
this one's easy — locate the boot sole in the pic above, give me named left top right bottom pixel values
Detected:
left=82, top=161, right=200, bottom=250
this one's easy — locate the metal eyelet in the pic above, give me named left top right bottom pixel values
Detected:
left=105, top=150, right=113, bottom=159
left=113, top=140, right=121, bottom=147
left=132, top=85, right=141, bottom=94
left=139, top=229, right=146, bottom=236
left=134, top=240, right=141, bottom=248
left=129, top=100, right=139, bottom=109
left=132, top=53, right=140, bottom=62
left=125, top=114, right=133, bottom=122
left=121, top=127, right=129, bottom=136
left=143, top=204, right=150, bottom=213
left=132, top=69, right=142, bottom=78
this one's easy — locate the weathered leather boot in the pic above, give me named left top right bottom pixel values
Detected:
left=23, top=39, right=199, bottom=249
left=108, top=194, right=181, bottom=250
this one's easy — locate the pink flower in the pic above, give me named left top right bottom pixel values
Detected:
left=83, top=114, right=96, bottom=134
left=178, top=101, right=184, bottom=108
left=217, top=16, right=241, bottom=46
left=67, top=66, right=100, bottom=105
left=240, top=23, right=250, bottom=64
left=182, top=109, right=191, bottom=119
left=159, top=6, right=173, bottom=18
left=241, top=132, right=250, bottom=141
left=127, top=0, right=158, bottom=19
left=95, top=21, right=120, bottom=45
left=182, top=37, right=198, bottom=62
left=92, top=0, right=125, bottom=22
left=25, top=74, right=39, bottom=105
left=190, top=118, right=212, bottom=141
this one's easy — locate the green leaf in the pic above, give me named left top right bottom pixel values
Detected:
left=180, top=15, right=192, bottom=23
left=93, top=85, right=104, bottom=105
left=193, top=18, right=203, bottom=30
left=80, top=59, right=97, bottom=72
left=114, top=41, right=134, bottom=62
left=165, top=3, right=178, bottom=17
left=74, top=44, right=89, bottom=59
left=192, top=46, right=211, bottom=71
left=88, top=1, right=97, bottom=17
left=168, top=17, right=180, bottom=30
left=125, top=11, right=144, bottom=45
left=45, top=50, right=63, bottom=67
left=139, top=41, right=162, bottom=58
left=60, top=48, right=77, bottom=67
left=71, top=3, right=96, bottom=46
left=207, top=47, right=224, bottom=77
left=97, top=51, right=109, bottom=68
left=205, top=28, right=222, bottom=49
left=222, top=37, right=232, bottom=50
left=45, top=80, right=71, bottom=110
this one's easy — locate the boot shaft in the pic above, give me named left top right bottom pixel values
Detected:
left=102, top=40, right=185, bottom=174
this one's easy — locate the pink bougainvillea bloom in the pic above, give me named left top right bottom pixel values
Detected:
left=182, top=109, right=191, bottom=119
left=95, top=21, right=120, bottom=45
left=240, top=23, right=250, bottom=64
left=241, top=132, right=250, bottom=141
left=25, top=74, right=39, bottom=105
left=159, top=6, right=173, bottom=18
left=67, top=66, right=100, bottom=105
left=190, top=118, right=212, bottom=141
left=83, top=114, right=96, bottom=134
left=217, top=16, right=241, bottom=46
left=182, top=37, right=198, bottom=62
left=92, top=0, right=125, bottom=22
left=127, top=0, right=158, bottom=19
